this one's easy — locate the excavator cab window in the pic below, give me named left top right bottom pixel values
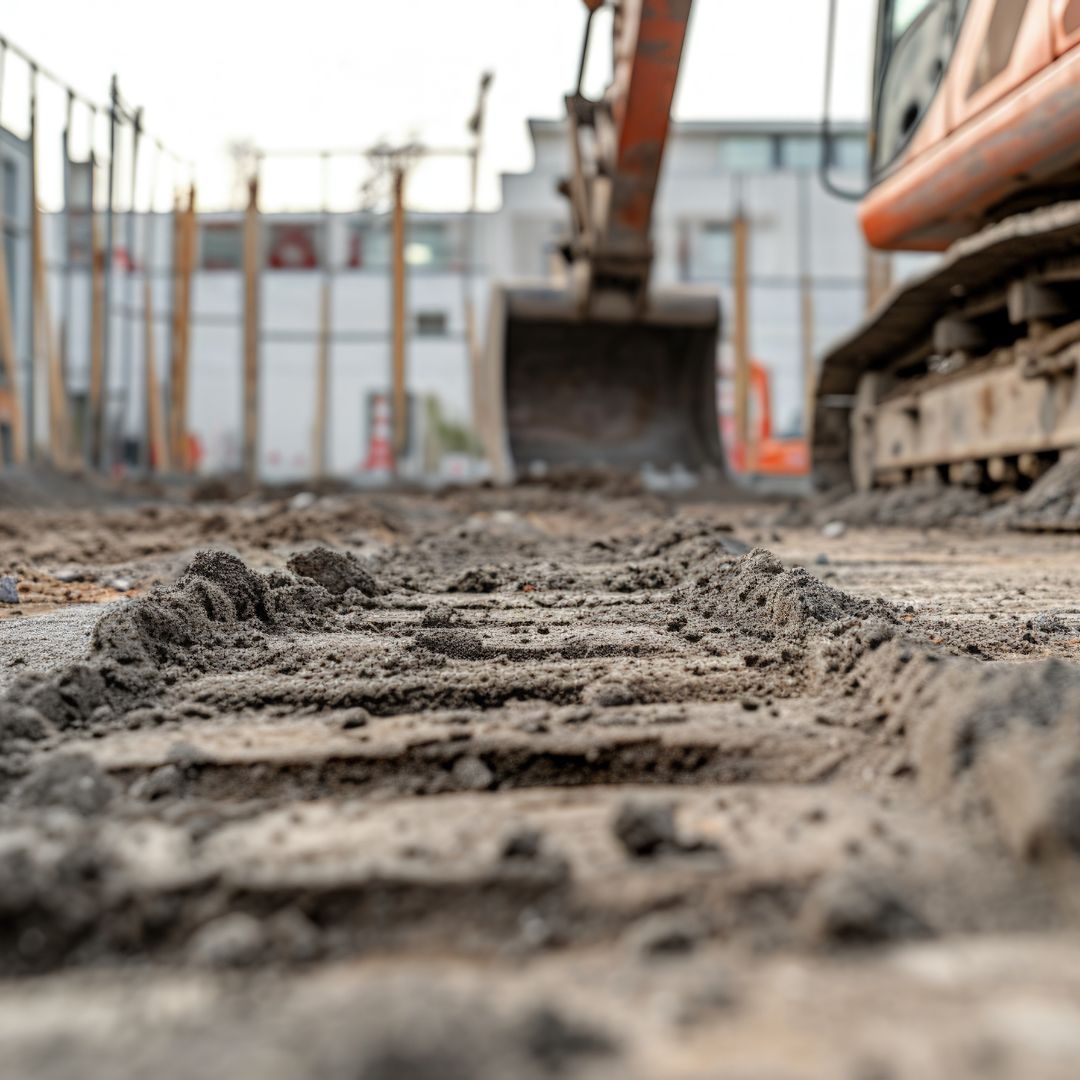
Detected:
left=891, top=0, right=938, bottom=37
left=872, top=0, right=969, bottom=175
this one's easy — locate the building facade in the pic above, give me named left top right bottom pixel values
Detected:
left=6, top=118, right=900, bottom=479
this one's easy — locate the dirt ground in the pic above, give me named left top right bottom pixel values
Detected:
left=1, top=478, right=1080, bottom=1079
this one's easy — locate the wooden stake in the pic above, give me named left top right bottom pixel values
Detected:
left=144, top=278, right=169, bottom=472
left=798, top=174, right=816, bottom=446
left=732, top=209, right=751, bottom=473
left=391, top=166, right=407, bottom=464
left=242, top=175, right=260, bottom=484
left=800, top=278, right=816, bottom=446
left=31, top=153, right=72, bottom=468
left=312, top=276, right=331, bottom=478
left=87, top=200, right=106, bottom=469
left=168, top=186, right=195, bottom=471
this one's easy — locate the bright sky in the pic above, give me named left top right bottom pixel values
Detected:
left=2, top=0, right=875, bottom=211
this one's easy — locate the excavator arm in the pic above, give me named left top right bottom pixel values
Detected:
left=478, top=0, right=722, bottom=481
left=563, top=0, right=694, bottom=314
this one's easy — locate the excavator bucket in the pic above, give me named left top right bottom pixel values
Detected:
left=475, top=284, right=723, bottom=483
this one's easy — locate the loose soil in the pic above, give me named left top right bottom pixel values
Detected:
left=1, top=481, right=1079, bottom=1079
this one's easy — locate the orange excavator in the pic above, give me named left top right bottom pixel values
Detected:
left=816, top=0, right=1080, bottom=492
left=481, top=0, right=1080, bottom=493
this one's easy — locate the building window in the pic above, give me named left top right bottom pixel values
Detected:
left=684, top=222, right=733, bottom=281
left=718, top=136, right=775, bottom=173
left=66, top=160, right=95, bottom=267
left=348, top=219, right=457, bottom=270
left=415, top=311, right=449, bottom=337
left=266, top=222, right=323, bottom=270
left=780, top=136, right=821, bottom=171
left=831, top=135, right=868, bottom=172
left=200, top=223, right=243, bottom=270
left=969, top=0, right=1031, bottom=96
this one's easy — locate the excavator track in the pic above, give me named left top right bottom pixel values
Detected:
left=813, top=200, right=1080, bottom=492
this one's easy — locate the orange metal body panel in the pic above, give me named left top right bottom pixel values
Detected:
left=722, top=362, right=810, bottom=478
left=862, top=0, right=1080, bottom=251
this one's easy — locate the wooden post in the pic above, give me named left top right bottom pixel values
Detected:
left=242, top=174, right=260, bottom=485
left=31, top=200, right=72, bottom=468
left=31, top=115, right=72, bottom=469
left=99, top=75, right=120, bottom=471
left=87, top=187, right=107, bottom=469
left=168, top=185, right=195, bottom=471
left=391, top=165, right=408, bottom=465
left=732, top=207, right=752, bottom=474
left=312, top=153, right=331, bottom=479
left=144, top=277, right=169, bottom=472
left=798, top=174, right=817, bottom=446
left=312, top=277, right=331, bottom=478
left=0, top=182, right=26, bottom=466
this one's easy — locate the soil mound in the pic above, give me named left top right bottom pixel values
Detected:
left=678, top=548, right=895, bottom=643
left=992, top=451, right=1080, bottom=531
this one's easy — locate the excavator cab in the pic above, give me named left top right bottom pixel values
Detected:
left=477, top=0, right=725, bottom=482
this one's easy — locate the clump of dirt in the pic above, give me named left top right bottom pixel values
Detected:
left=12, top=753, right=117, bottom=816
left=778, top=482, right=992, bottom=530
left=612, top=799, right=721, bottom=859
left=676, top=548, right=896, bottom=647
left=613, top=799, right=680, bottom=857
left=0, top=551, right=326, bottom=753
left=800, top=871, right=933, bottom=947
left=838, top=636, right=1080, bottom=859
left=287, top=547, right=379, bottom=597
left=450, top=566, right=504, bottom=593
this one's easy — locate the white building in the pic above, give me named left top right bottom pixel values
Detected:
left=3, top=117, right=881, bottom=479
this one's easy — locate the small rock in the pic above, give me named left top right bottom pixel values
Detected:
left=1030, top=612, right=1069, bottom=635
left=518, top=1006, right=618, bottom=1074
left=814, top=553, right=830, bottom=566
left=54, top=568, right=86, bottom=584
left=109, top=577, right=133, bottom=593
left=451, top=755, right=494, bottom=791
left=584, top=680, right=638, bottom=708
left=627, top=911, right=707, bottom=958
left=420, top=603, right=460, bottom=629
left=340, top=708, right=370, bottom=730
left=502, top=824, right=543, bottom=860
left=449, top=566, right=502, bottom=594
left=130, top=764, right=183, bottom=801
left=613, top=799, right=678, bottom=857
left=801, top=873, right=933, bottom=947
left=187, top=913, right=267, bottom=968
left=0, top=576, right=19, bottom=604
left=288, top=491, right=318, bottom=512
left=13, top=753, right=116, bottom=816
left=166, top=741, right=214, bottom=767
left=267, top=907, right=322, bottom=962
left=0, top=705, right=50, bottom=743
left=821, top=521, right=847, bottom=540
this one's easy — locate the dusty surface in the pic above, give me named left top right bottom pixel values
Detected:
left=1, top=482, right=1080, bottom=1078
